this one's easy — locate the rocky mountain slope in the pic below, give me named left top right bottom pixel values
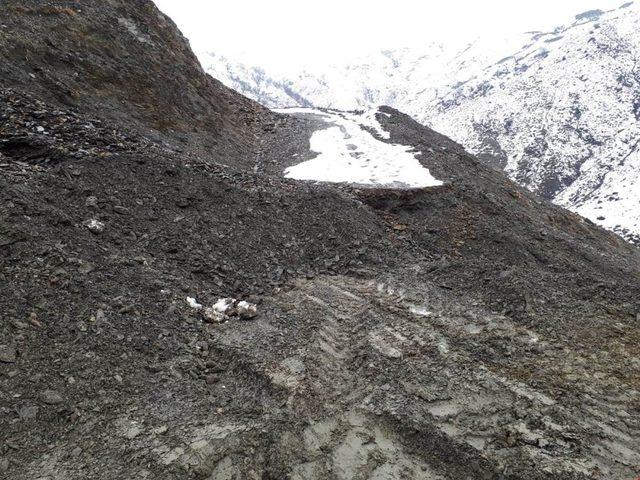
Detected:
left=200, top=2, right=640, bottom=243
left=0, top=0, right=279, bottom=161
left=1, top=1, right=640, bottom=479
left=425, top=3, right=640, bottom=244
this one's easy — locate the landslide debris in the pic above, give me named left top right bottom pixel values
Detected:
left=1, top=2, right=639, bottom=480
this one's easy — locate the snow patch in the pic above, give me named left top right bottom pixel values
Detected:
left=236, top=301, right=258, bottom=319
left=187, top=297, right=259, bottom=323
left=410, top=306, right=433, bottom=317
left=277, top=108, right=442, bottom=189
left=186, top=297, right=203, bottom=310
left=212, top=298, right=235, bottom=314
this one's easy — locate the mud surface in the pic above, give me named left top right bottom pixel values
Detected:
left=1, top=2, right=640, bottom=479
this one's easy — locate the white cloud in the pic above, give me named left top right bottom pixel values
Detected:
left=153, top=0, right=632, bottom=68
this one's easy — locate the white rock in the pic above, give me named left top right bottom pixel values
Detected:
left=236, top=301, right=258, bottom=319
left=213, top=298, right=235, bottom=314
left=203, top=307, right=226, bottom=323
left=186, top=297, right=202, bottom=310
left=83, top=219, right=105, bottom=233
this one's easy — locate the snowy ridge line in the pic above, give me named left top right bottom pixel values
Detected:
left=276, top=108, right=443, bottom=189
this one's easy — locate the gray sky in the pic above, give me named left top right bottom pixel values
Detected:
left=153, top=0, right=632, bottom=67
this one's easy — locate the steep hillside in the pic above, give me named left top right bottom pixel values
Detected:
left=424, top=3, right=640, bottom=243
left=1, top=2, right=640, bottom=480
left=201, top=2, right=640, bottom=242
left=0, top=0, right=278, bottom=160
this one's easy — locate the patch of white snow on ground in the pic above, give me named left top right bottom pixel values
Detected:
left=276, top=108, right=442, bottom=189
left=213, top=298, right=235, bottom=314
left=186, top=297, right=203, bottom=310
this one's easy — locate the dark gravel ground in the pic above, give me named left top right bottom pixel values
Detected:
left=1, top=1, right=640, bottom=479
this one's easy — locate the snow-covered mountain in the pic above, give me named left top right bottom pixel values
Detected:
left=199, top=37, right=527, bottom=112
left=425, top=4, right=640, bottom=244
left=199, top=2, right=640, bottom=243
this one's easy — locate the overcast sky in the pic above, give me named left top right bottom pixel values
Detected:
left=153, top=0, right=632, bottom=68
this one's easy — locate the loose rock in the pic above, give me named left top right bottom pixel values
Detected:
left=237, top=300, right=258, bottom=319
left=83, top=219, right=105, bottom=233
left=18, top=405, right=38, bottom=421
left=40, top=390, right=64, bottom=405
left=0, top=344, right=16, bottom=363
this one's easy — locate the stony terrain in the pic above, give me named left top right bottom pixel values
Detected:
left=1, top=2, right=640, bottom=480
left=0, top=0, right=281, bottom=161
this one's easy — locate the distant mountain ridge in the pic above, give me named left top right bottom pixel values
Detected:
left=200, top=2, right=640, bottom=242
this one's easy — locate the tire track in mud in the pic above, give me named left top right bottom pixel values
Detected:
left=261, top=275, right=640, bottom=479
left=366, top=277, right=640, bottom=479
left=165, top=273, right=639, bottom=479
